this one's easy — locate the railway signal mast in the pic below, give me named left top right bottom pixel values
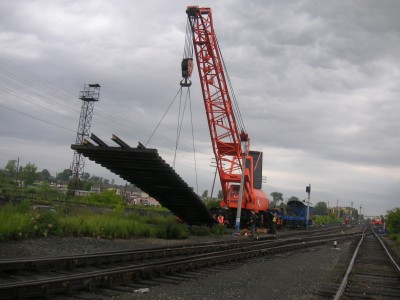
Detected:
left=181, top=6, right=269, bottom=229
left=306, top=184, right=311, bottom=229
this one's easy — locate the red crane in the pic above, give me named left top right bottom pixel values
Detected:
left=181, top=6, right=269, bottom=225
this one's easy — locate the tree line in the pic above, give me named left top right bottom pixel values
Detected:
left=2, top=159, right=118, bottom=191
left=268, top=191, right=359, bottom=218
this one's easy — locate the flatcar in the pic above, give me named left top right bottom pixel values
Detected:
left=282, top=199, right=313, bottom=228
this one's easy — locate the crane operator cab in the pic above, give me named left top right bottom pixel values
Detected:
left=226, top=184, right=240, bottom=205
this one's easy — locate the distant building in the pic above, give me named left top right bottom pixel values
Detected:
left=74, top=190, right=91, bottom=197
left=88, top=184, right=160, bottom=206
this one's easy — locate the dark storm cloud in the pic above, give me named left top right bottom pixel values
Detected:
left=0, top=0, right=399, bottom=216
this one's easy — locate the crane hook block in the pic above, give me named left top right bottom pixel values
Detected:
left=182, top=58, right=194, bottom=78
left=180, top=77, right=192, bottom=87
left=181, top=58, right=193, bottom=87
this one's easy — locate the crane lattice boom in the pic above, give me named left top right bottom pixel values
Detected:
left=184, top=6, right=268, bottom=212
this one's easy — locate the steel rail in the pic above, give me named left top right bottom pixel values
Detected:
left=373, top=229, right=400, bottom=274
left=0, top=225, right=355, bottom=273
left=0, top=233, right=361, bottom=299
left=334, top=225, right=400, bottom=299
left=333, top=226, right=367, bottom=300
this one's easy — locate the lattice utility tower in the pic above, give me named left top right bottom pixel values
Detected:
left=70, top=83, right=100, bottom=180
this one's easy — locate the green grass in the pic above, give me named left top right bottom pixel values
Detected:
left=313, top=215, right=340, bottom=225
left=0, top=201, right=61, bottom=240
left=189, top=224, right=227, bottom=236
left=388, top=233, right=400, bottom=246
left=0, top=201, right=193, bottom=241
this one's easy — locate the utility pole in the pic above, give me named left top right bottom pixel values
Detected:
left=209, top=158, right=218, bottom=201
left=15, top=157, right=20, bottom=186
left=306, top=184, right=311, bottom=229
left=209, top=167, right=217, bottom=201
left=351, top=201, right=353, bottom=221
left=336, top=199, right=339, bottom=219
left=13, top=157, right=20, bottom=199
left=235, top=133, right=249, bottom=233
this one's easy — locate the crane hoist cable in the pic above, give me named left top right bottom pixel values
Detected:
left=145, top=87, right=182, bottom=147
left=180, top=19, right=194, bottom=88
left=183, top=19, right=194, bottom=60
left=172, top=86, right=199, bottom=194
left=146, top=20, right=200, bottom=193
left=172, top=85, right=199, bottom=190
left=173, top=87, right=186, bottom=168
left=188, top=87, right=199, bottom=194
left=215, top=37, right=246, bottom=134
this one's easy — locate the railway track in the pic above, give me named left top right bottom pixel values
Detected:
left=0, top=227, right=361, bottom=299
left=322, top=226, right=400, bottom=299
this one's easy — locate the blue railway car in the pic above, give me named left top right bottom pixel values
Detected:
left=283, top=200, right=313, bottom=228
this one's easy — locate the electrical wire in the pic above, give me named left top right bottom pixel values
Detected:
left=0, top=102, right=76, bottom=133
left=0, top=54, right=214, bottom=194
left=0, top=59, right=198, bottom=154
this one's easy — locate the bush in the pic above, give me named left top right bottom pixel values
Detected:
left=31, top=210, right=61, bottom=237
left=15, top=200, right=31, bottom=213
left=210, top=224, right=226, bottom=235
left=83, top=190, right=124, bottom=207
left=387, top=208, right=400, bottom=234
left=190, top=225, right=211, bottom=236
left=165, top=223, right=190, bottom=239
left=313, top=214, right=339, bottom=225
left=0, top=200, right=221, bottom=241
left=0, top=202, right=60, bottom=240
left=204, top=199, right=220, bottom=210
left=0, top=208, right=32, bottom=240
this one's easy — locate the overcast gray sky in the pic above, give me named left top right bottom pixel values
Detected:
left=0, top=0, right=399, bottom=217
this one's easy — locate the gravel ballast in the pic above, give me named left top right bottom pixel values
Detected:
left=113, top=241, right=352, bottom=300
left=0, top=235, right=357, bottom=299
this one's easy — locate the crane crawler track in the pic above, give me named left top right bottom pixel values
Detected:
left=71, top=134, right=215, bottom=226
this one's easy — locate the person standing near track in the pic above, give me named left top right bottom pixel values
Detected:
left=250, top=211, right=258, bottom=237
left=272, top=212, right=277, bottom=237
left=218, top=215, right=224, bottom=225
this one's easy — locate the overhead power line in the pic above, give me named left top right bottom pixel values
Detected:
left=0, top=59, right=200, bottom=155
left=0, top=102, right=76, bottom=133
